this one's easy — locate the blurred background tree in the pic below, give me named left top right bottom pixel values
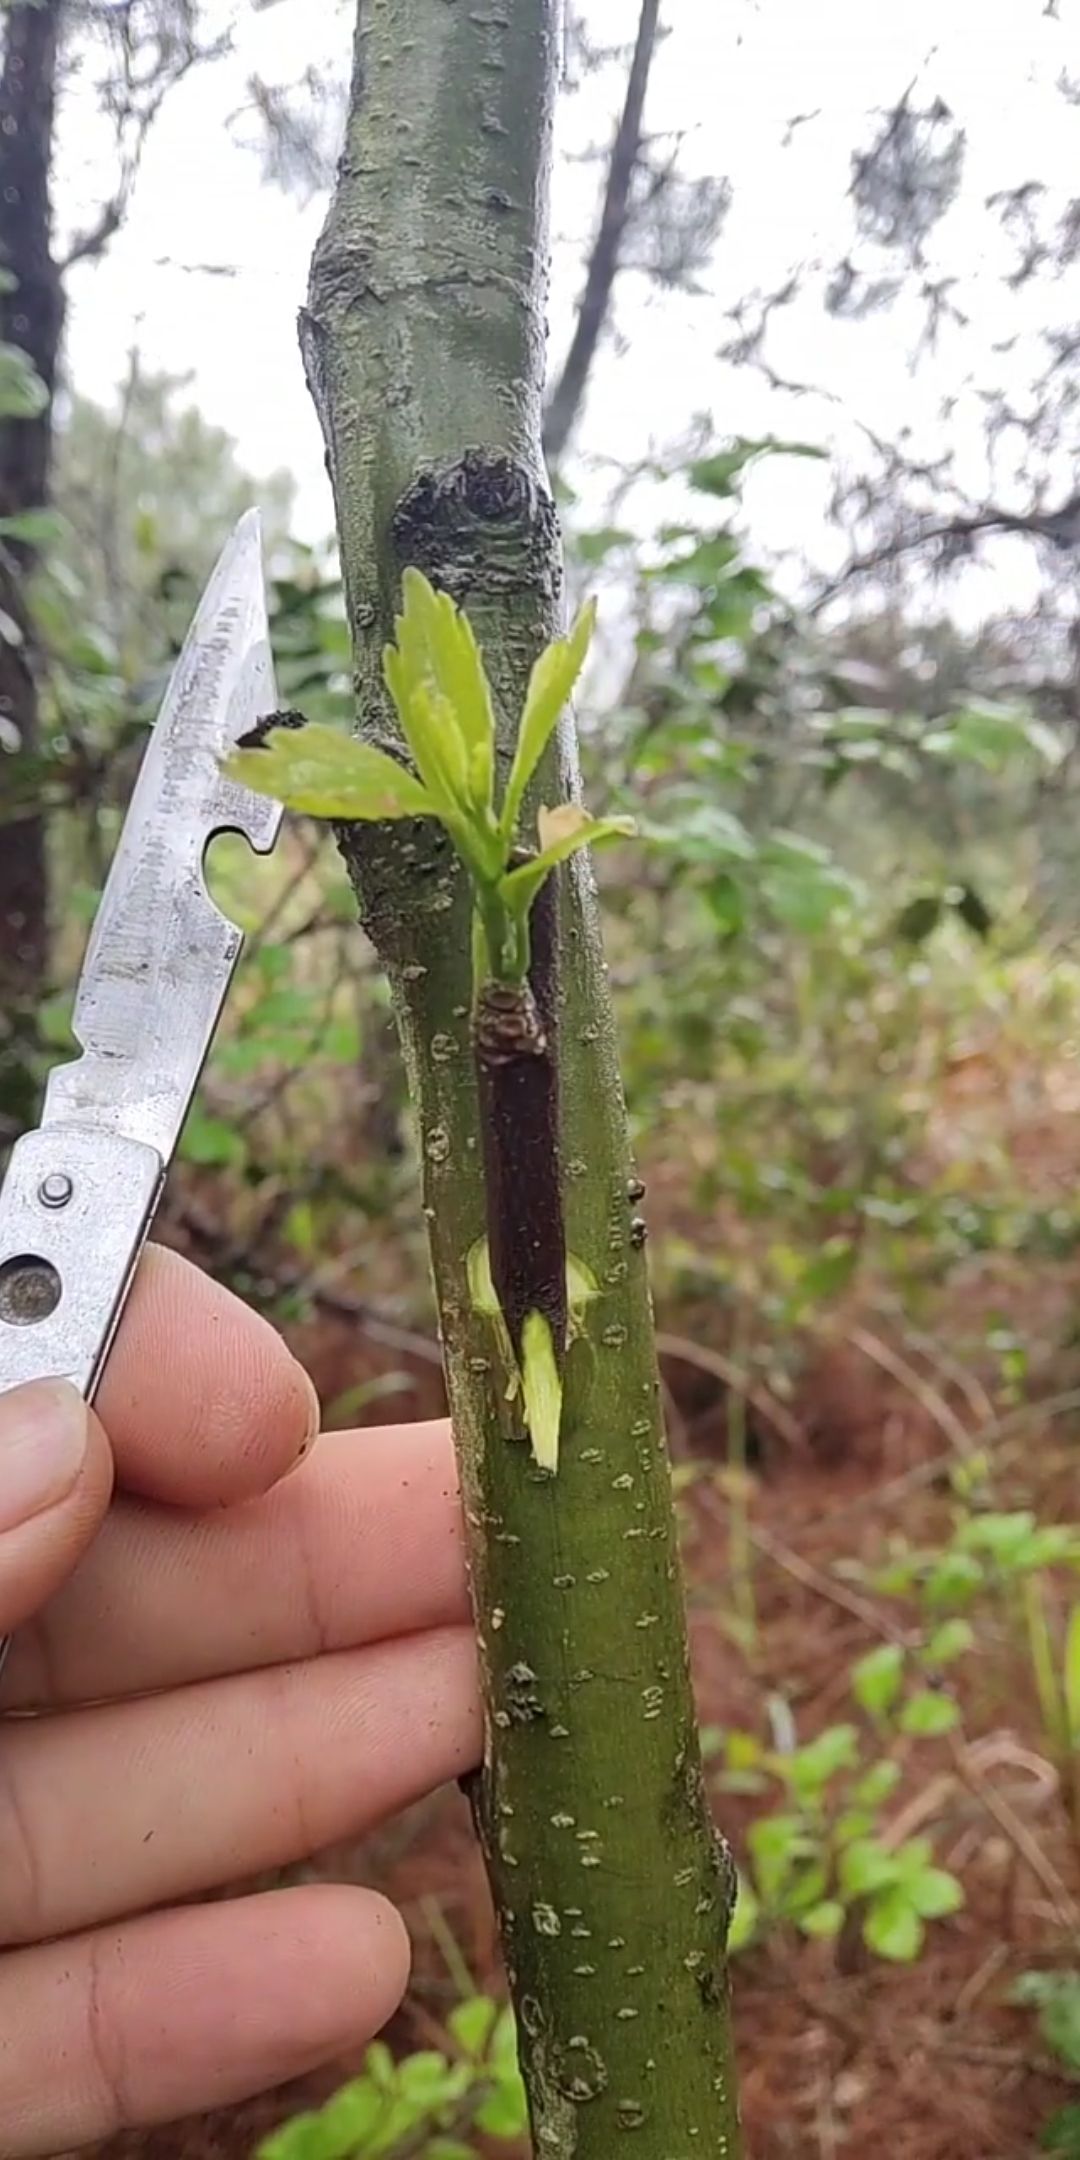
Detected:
left=53, top=362, right=294, bottom=673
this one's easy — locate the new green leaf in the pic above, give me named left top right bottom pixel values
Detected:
left=382, top=659, right=473, bottom=820
left=499, top=806, right=636, bottom=915
left=383, top=568, right=497, bottom=824
left=224, top=722, right=436, bottom=821
left=396, top=568, right=496, bottom=801
left=500, top=600, right=596, bottom=842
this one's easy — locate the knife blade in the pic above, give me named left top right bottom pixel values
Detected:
left=0, top=507, right=284, bottom=1678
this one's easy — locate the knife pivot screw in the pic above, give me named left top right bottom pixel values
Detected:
left=37, top=1173, right=73, bottom=1209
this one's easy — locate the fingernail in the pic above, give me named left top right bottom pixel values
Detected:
left=286, top=1366, right=322, bottom=1474
left=0, top=1379, right=87, bottom=1531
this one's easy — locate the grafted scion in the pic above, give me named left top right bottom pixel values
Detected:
left=475, top=863, right=567, bottom=1371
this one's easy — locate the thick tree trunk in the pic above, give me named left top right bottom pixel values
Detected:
left=300, top=3, right=742, bottom=2153
left=0, top=0, right=65, bottom=1136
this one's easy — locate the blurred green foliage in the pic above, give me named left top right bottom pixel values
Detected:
left=255, top=1997, right=527, bottom=2159
left=1013, top=1971, right=1080, bottom=2155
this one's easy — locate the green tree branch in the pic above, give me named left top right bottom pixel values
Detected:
left=294, top=2, right=742, bottom=2150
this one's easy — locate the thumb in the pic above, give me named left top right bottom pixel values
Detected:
left=0, top=1380, right=114, bottom=1641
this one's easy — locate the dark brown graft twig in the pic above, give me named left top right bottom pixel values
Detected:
left=473, top=866, right=566, bottom=1370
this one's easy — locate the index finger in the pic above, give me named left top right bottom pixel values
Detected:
left=93, top=1244, right=318, bottom=1507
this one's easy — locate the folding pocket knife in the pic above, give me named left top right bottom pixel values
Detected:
left=0, top=510, right=285, bottom=1679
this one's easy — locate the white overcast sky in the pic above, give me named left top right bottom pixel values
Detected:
left=54, top=0, right=1080, bottom=606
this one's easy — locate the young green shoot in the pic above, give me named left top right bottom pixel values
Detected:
left=225, top=570, right=634, bottom=1472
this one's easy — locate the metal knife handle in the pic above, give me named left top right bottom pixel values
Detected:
left=0, top=1127, right=164, bottom=1394
left=0, top=1127, right=164, bottom=1687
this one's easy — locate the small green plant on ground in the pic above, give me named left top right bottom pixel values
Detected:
left=705, top=1626, right=969, bottom=1962
left=255, top=1996, right=527, bottom=2160
left=870, top=1501, right=1080, bottom=1859
left=1012, top=1969, right=1080, bottom=2155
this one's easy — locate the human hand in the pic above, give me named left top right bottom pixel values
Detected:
left=0, top=1246, right=479, bottom=2156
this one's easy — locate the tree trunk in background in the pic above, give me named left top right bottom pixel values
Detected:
left=0, top=0, right=64, bottom=1138
left=300, top=1, right=743, bottom=2152
left=542, top=0, right=662, bottom=467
